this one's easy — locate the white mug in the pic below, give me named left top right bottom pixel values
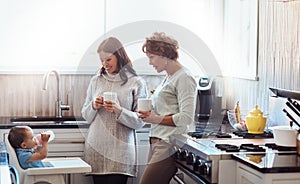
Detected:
left=103, top=92, right=117, bottom=102
left=138, top=98, right=152, bottom=111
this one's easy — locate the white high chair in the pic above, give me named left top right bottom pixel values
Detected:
left=5, top=134, right=91, bottom=184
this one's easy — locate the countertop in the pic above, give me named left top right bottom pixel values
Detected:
left=232, top=152, right=300, bottom=173
left=0, top=116, right=90, bottom=129
left=0, top=116, right=151, bottom=130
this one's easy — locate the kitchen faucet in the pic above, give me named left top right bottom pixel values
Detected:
left=42, top=69, right=70, bottom=118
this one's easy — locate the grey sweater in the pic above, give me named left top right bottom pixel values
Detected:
left=81, top=72, right=148, bottom=176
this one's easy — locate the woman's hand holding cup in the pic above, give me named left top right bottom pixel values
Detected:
left=93, top=96, right=103, bottom=110
left=137, top=98, right=162, bottom=123
left=137, top=98, right=152, bottom=112
left=102, top=92, right=122, bottom=115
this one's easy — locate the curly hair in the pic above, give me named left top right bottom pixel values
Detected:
left=142, top=32, right=179, bottom=60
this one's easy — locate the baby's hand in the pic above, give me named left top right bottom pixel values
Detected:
left=40, top=133, right=50, bottom=142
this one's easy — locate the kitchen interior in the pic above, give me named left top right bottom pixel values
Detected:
left=0, top=0, right=300, bottom=184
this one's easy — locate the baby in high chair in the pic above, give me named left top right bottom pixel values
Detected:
left=8, top=125, right=50, bottom=169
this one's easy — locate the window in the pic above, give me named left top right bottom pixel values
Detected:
left=223, top=0, right=259, bottom=80
left=0, top=0, right=231, bottom=78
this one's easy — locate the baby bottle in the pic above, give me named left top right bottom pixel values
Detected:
left=34, top=130, right=55, bottom=147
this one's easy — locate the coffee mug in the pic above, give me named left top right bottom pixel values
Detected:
left=103, top=92, right=117, bottom=102
left=138, top=98, right=152, bottom=111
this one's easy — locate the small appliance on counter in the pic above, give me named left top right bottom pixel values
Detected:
left=194, top=76, right=223, bottom=132
left=195, top=76, right=213, bottom=122
left=194, top=76, right=224, bottom=132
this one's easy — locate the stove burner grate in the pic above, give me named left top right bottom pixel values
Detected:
left=215, top=144, right=239, bottom=152
left=187, top=131, right=206, bottom=138
left=265, top=143, right=297, bottom=151
left=187, top=131, right=232, bottom=139
left=215, top=143, right=266, bottom=152
left=233, top=131, right=273, bottom=139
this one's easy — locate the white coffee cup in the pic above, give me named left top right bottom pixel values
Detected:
left=138, top=98, right=152, bottom=111
left=103, top=92, right=117, bottom=102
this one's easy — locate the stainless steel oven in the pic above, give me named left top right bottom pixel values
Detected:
left=171, top=135, right=223, bottom=184
left=172, top=167, right=206, bottom=184
left=170, top=132, right=296, bottom=184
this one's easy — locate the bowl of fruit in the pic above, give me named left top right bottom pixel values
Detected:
left=227, top=110, right=247, bottom=131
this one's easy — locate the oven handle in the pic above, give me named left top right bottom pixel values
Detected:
left=173, top=174, right=185, bottom=184
left=175, top=162, right=207, bottom=184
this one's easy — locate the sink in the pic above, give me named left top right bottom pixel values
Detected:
left=12, top=121, right=58, bottom=124
left=10, top=116, right=87, bottom=125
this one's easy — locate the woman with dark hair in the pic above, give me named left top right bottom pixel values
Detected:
left=82, top=37, right=148, bottom=184
left=139, top=32, right=197, bottom=184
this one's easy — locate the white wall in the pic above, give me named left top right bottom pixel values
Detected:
left=0, top=0, right=105, bottom=73
left=0, top=0, right=225, bottom=77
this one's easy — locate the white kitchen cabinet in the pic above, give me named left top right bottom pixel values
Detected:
left=127, top=126, right=150, bottom=184
left=236, top=162, right=300, bottom=184
left=236, top=162, right=263, bottom=184
left=219, top=159, right=237, bottom=184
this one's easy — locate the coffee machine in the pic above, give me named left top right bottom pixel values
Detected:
left=194, top=77, right=223, bottom=124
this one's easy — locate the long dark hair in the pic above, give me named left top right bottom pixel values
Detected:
left=97, top=37, right=137, bottom=85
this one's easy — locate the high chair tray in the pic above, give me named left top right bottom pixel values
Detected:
left=26, top=157, right=91, bottom=175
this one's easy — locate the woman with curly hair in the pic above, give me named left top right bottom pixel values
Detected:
left=139, top=32, right=197, bottom=184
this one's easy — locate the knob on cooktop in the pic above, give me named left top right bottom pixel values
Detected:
left=193, top=156, right=202, bottom=171
left=179, top=149, right=188, bottom=161
left=186, top=152, right=195, bottom=165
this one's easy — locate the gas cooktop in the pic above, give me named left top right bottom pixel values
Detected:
left=172, top=133, right=296, bottom=157
left=187, top=130, right=274, bottom=139
left=170, top=133, right=297, bottom=184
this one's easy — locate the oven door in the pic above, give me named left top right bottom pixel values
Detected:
left=173, top=164, right=208, bottom=184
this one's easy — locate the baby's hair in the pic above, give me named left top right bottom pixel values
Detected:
left=8, top=126, right=32, bottom=148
